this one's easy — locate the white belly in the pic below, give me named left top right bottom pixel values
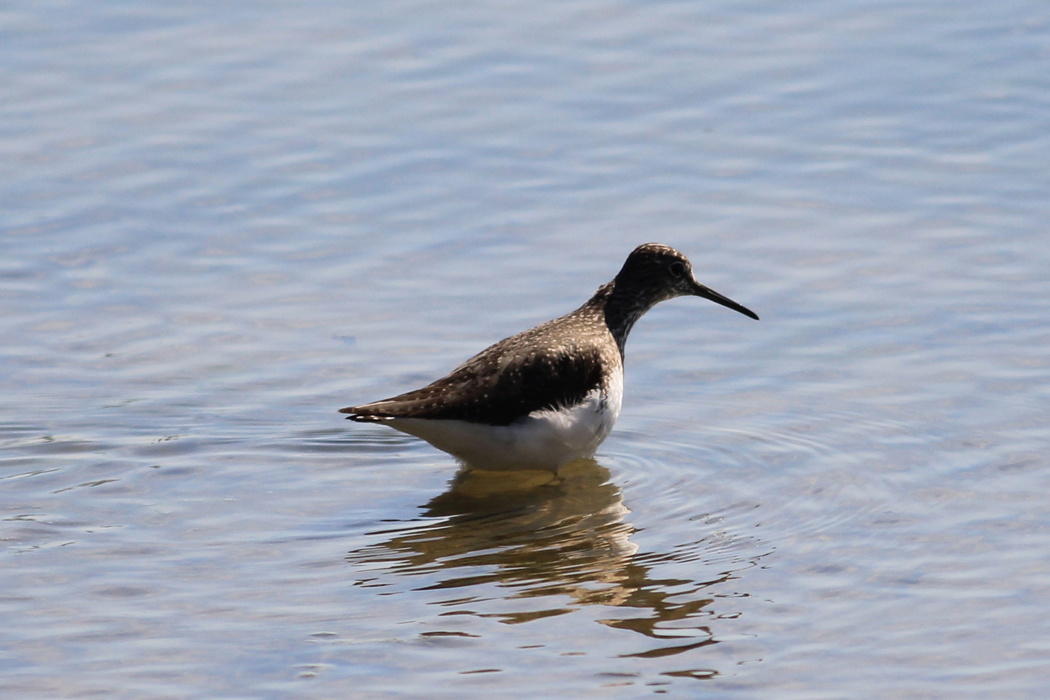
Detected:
left=387, top=370, right=623, bottom=472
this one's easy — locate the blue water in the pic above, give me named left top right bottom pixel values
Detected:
left=3, top=1, right=1050, bottom=697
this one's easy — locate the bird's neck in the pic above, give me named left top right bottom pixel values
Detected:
left=584, top=280, right=663, bottom=357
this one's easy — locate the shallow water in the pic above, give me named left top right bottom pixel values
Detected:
left=3, top=0, right=1050, bottom=697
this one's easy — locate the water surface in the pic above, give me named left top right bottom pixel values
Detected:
left=2, top=0, right=1049, bottom=697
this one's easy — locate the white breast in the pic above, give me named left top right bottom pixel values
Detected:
left=388, top=365, right=624, bottom=472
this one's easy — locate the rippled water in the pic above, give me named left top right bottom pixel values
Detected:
left=3, top=0, right=1050, bottom=697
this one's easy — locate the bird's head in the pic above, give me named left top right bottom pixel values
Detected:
left=614, top=243, right=759, bottom=320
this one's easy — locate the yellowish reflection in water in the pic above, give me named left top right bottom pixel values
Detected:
left=349, top=460, right=760, bottom=662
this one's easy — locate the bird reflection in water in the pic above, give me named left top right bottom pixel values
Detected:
left=348, top=460, right=766, bottom=662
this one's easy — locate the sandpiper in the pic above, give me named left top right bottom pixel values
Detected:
left=341, top=243, right=758, bottom=471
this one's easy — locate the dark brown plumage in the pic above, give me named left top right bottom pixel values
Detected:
left=340, top=243, right=757, bottom=433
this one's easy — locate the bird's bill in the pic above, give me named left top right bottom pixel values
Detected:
left=691, top=281, right=760, bottom=320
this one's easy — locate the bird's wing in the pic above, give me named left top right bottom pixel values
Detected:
left=340, top=335, right=608, bottom=426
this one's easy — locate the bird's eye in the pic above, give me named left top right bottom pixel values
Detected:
left=669, top=261, right=685, bottom=278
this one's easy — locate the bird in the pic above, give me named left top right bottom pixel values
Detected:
left=340, top=243, right=758, bottom=471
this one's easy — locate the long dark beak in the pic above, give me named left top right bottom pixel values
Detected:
left=692, top=280, right=759, bottom=320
